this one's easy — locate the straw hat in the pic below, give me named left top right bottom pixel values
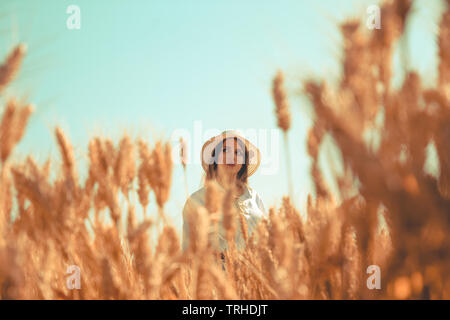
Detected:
left=201, top=130, right=261, bottom=177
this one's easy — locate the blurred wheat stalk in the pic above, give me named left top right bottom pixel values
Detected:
left=0, top=0, right=449, bottom=300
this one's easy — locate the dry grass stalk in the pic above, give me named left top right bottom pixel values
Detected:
left=179, top=137, right=189, bottom=198
left=0, top=44, right=27, bottom=94
left=0, top=99, right=33, bottom=163
left=272, top=70, right=294, bottom=201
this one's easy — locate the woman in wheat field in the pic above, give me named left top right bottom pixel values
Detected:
left=182, top=130, right=267, bottom=254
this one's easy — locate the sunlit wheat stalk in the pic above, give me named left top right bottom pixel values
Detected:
left=179, top=137, right=189, bottom=199
left=272, top=70, right=294, bottom=201
left=0, top=44, right=27, bottom=94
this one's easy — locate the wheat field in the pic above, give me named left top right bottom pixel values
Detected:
left=0, top=0, right=450, bottom=300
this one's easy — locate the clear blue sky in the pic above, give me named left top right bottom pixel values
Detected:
left=0, top=0, right=446, bottom=231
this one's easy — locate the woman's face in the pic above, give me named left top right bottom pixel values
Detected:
left=216, top=138, right=245, bottom=178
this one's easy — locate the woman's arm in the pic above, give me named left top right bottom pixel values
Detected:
left=182, top=188, right=207, bottom=252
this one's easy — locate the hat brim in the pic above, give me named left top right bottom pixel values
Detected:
left=201, top=131, right=261, bottom=177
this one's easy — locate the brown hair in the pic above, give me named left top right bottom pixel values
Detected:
left=206, top=137, right=249, bottom=194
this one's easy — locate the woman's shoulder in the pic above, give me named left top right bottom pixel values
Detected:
left=246, top=185, right=255, bottom=193
left=245, top=185, right=261, bottom=198
left=185, top=187, right=206, bottom=206
left=182, top=187, right=206, bottom=219
left=190, top=186, right=206, bottom=198
left=245, top=185, right=267, bottom=217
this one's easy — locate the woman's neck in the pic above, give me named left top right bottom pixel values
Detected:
left=216, top=170, right=232, bottom=189
left=215, top=175, right=246, bottom=197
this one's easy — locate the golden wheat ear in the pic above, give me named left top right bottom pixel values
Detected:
left=0, top=43, right=27, bottom=94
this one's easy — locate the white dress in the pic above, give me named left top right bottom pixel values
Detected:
left=182, top=184, right=267, bottom=251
